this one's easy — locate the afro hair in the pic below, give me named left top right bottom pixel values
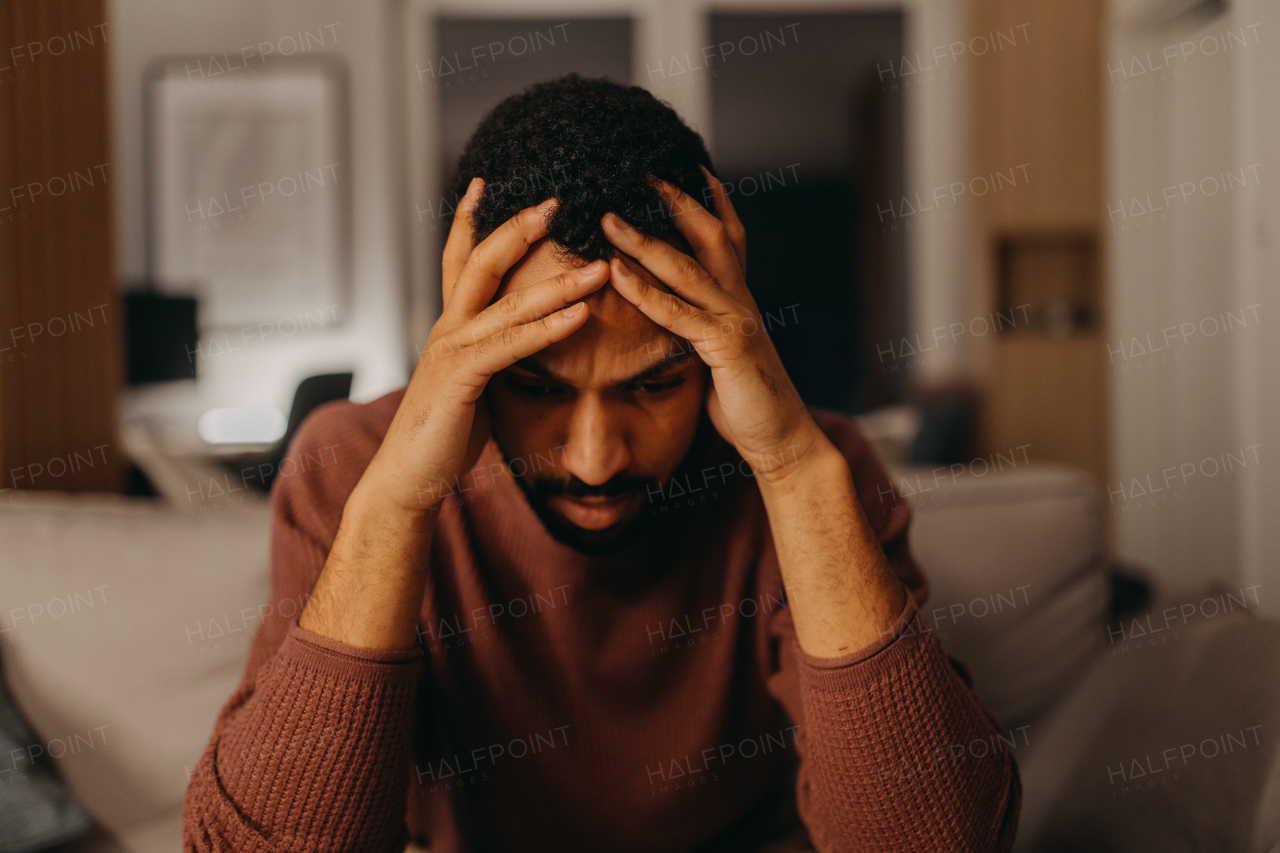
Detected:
left=452, top=74, right=717, bottom=264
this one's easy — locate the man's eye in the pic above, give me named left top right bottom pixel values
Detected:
left=632, top=378, right=685, bottom=395
left=504, top=376, right=563, bottom=398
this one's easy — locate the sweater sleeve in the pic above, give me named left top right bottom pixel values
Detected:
left=183, top=400, right=423, bottom=852
left=763, top=412, right=1021, bottom=852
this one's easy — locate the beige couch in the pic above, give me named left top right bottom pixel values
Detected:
left=0, top=490, right=270, bottom=852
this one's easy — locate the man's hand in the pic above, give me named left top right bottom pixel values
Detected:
left=364, top=179, right=608, bottom=516
left=601, top=168, right=825, bottom=482
left=298, top=179, right=608, bottom=649
left=602, top=169, right=906, bottom=657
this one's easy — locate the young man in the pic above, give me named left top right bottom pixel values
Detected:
left=184, top=75, right=1019, bottom=853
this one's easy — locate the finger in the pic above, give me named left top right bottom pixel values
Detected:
left=653, top=176, right=744, bottom=289
left=446, top=198, right=558, bottom=322
left=457, top=260, right=609, bottom=345
left=600, top=213, right=735, bottom=314
left=608, top=256, right=723, bottom=350
left=442, top=178, right=484, bottom=305
left=465, top=302, right=590, bottom=379
left=699, top=165, right=747, bottom=273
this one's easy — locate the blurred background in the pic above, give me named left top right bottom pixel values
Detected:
left=1, top=0, right=1278, bottom=850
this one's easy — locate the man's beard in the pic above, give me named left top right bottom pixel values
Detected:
left=492, top=415, right=718, bottom=556
left=493, top=440, right=661, bottom=556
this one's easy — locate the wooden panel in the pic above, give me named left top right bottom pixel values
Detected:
left=0, top=0, right=123, bottom=493
left=987, top=334, right=1107, bottom=480
left=970, top=0, right=1104, bottom=229
left=968, top=0, right=1108, bottom=485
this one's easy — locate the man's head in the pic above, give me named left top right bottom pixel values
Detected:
left=453, top=74, right=715, bottom=261
left=451, top=75, right=720, bottom=553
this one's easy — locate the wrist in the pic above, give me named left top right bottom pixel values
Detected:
left=347, top=473, right=441, bottom=538
left=753, top=425, right=846, bottom=494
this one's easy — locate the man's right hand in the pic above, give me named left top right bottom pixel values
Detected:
left=298, top=178, right=607, bottom=649
left=362, top=178, right=607, bottom=516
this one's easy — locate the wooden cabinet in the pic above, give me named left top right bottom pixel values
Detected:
left=968, top=0, right=1108, bottom=484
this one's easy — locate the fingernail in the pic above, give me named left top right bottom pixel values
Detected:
left=562, top=302, right=586, bottom=319
left=466, top=177, right=482, bottom=198
left=538, top=197, right=558, bottom=213
left=585, top=259, right=607, bottom=273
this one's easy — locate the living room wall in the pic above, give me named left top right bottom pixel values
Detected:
left=108, top=0, right=410, bottom=410
left=1105, top=0, right=1279, bottom=614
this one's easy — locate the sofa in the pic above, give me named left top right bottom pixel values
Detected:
left=1, top=456, right=1277, bottom=852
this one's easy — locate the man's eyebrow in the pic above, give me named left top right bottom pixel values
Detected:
left=510, top=352, right=695, bottom=385
left=511, top=357, right=574, bottom=384
left=623, top=352, right=696, bottom=384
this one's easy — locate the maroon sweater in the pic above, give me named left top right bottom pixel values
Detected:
left=182, top=390, right=1020, bottom=852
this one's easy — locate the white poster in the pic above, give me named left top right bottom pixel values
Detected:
left=148, top=57, right=349, bottom=330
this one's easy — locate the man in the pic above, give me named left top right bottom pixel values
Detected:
left=184, top=75, right=1019, bottom=852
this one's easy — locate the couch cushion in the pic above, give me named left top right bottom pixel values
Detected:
left=890, top=463, right=1109, bottom=727
left=0, top=663, right=92, bottom=851
left=0, top=492, right=269, bottom=839
left=1012, top=594, right=1280, bottom=852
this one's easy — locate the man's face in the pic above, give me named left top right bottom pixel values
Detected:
left=484, top=235, right=708, bottom=553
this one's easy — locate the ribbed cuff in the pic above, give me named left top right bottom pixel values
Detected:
left=795, top=593, right=921, bottom=667
left=272, top=618, right=423, bottom=686
left=792, top=595, right=949, bottom=690
left=206, top=619, right=422, bottom=850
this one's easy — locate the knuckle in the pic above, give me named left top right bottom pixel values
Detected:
left=462, top=245, right=489, bottom=276
left=555, top=272, right=579, bottom=297
left=714, top=226, right=736, bottom=253
left=495, top=289, right=525, bottom=320
left=677, top=255, right=704, bottom=281
left=497, top=326, right=520, bottom=351
left=669, top=295, right=694, bottom=318
left=520, top=205, right=545, bottom=233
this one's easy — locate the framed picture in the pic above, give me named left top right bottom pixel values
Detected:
left=146, top=55, right=350, bottom=331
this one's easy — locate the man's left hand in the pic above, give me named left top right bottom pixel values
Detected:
left=603, top=167, right=906, bottom=657
left=601, top=166, right=830, bottom=485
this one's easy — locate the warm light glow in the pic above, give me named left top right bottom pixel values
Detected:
left=197, top=398, right=287, bottom=444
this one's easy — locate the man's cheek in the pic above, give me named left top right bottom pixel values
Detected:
left=636, top=389, right=705, bottom=476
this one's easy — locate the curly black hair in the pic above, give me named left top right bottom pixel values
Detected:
left=452, top=74, right=716, bottom=264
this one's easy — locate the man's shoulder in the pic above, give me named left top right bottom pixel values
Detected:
left=269, top=386, right=406, bottom=547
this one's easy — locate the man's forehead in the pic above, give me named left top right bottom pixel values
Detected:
left=497, top=237, right=692, bottom=385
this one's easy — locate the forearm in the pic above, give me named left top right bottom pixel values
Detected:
left=757, top=432, right=906, bottom=658
left=299, top=471, right=437, bottom=650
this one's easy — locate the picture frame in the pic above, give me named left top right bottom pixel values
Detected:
left=145, top=55, right=350, bottom=331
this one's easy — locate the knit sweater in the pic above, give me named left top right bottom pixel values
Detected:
left=182, top=390, right=1020, bottom=853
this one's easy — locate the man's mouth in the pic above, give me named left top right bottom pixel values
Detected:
left=547, top=492, right=644, bottom=531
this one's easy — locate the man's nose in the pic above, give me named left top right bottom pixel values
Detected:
left=561, top=395, right=631, bottom=487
